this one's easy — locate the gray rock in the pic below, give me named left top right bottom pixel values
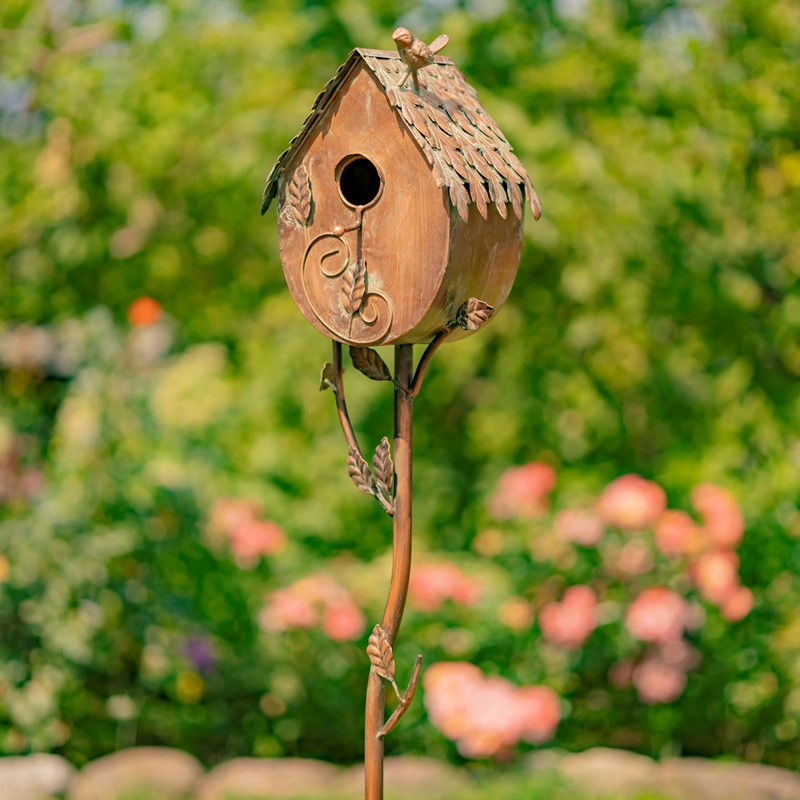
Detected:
left=556, top=748, right=658, bottom=798
left=195, top=758, right=341, bottom=800
left=0, top=754, right=75, bottom=800
left=69, top=747, right=203, bottom=800
left=660, top=757, right=800, bottom=800
left=336, top=756, right=472, bottom=799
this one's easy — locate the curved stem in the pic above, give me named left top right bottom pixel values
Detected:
left=331, top=341, right=362, bottom=455
left=407, top=325, right=455, bottom=400
left=365, top=344, right=414, bottom=800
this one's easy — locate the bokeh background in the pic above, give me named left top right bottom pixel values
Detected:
left=1, top=0, right=799, bottom=775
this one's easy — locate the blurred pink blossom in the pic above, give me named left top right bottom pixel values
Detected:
left=658, top=639, right=701, bottom=671
left=423, top=662, right=560, bottom=758
left=321, top=600, right=366, bottom=641
left=259, top=575, right=364, bottom=641
left=633, top=658, right=687, bottom=704
left=516, top=685, right=561, bottom=744
left=554, top=508, right=604, bottom=547
left=692, top=484, right=744, bottom=550
left=409, top=562, right=482, bottom=612
left=596, top=474, right=666, bottom=530
left=691, top=551, right=739, bottom=604
left=616, top=539, right=654, bottom=577
left=258, top=588, right=318, bottom=633
left=208, top=497, right=262, bottom=538
left=538, top=585, right=597, bottom=649
left=720, top=586, right=753, bottom=622
left=207, top=497, right=285, bottom=568
left=625, top=588, right=688, bottom=644
left=489, top=462, right=556, bottom=519
left=230, top=519, right=286, bottom=566
left=654, top=510, right=701, bottom=557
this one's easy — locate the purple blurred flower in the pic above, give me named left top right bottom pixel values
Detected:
left=184, top=636, right=216, bottom=674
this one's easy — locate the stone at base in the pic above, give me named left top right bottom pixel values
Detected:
left=69, top=747, right=203, bottom=800
left=0, top=753, right=75, bottom=800
left=195, top=757, right=341, bottom=800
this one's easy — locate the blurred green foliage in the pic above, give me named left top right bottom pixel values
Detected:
left=1, top=0, right=799, bottom=772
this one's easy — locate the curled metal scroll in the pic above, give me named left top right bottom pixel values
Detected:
left=302, top=232, right=393, bottom=345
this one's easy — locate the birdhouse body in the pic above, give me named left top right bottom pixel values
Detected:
left=263, top=48, right=539, bottom=346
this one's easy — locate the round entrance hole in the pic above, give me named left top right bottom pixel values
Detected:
left=337, top=156, right=383, bottom=207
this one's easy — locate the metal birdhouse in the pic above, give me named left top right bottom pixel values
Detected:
left=261, top=31, right=541, bottom=800
left=261, top=33, right=541, bottom=346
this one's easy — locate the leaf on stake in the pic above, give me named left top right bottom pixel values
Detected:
left=347, top=448, right=375, bottom=496
left=350, top=347, right=392, bottom=382
left=372, top=437, right=394, bottom=498
left=288, top=164, right=312, bottom=227
left=456, top=297, right=494, bottom=332
left=319, top=362, right=335, bottom=391
left=367, top=624, right=396, bottom=681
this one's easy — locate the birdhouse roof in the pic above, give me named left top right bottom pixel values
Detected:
left=261, top=48, right=541, bottom=223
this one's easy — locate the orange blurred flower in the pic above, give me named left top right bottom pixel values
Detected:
left=538, top=585, right=597, bottom=649
left=409, top=562, right=482, bottom=612
left=692, top=484, right=744, bottom=550
left=554, top=508, right=604, bottom=546
left=127, top=296, right=162, bottom=326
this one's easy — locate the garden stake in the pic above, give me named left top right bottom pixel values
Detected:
left=261, top=29, right=540, bottom=800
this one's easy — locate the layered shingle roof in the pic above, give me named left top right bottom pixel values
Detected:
left=261, top=48, right=541, bottom=223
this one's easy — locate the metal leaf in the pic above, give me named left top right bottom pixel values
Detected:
left=347, top=448, right=375, bottom=496
left=456, top=297, right=494, bottom=332
left=319, top=362, right=335, bottom=391
left=342, top=260, right=367, bottom=315
left=367, top=624, right=396, bottom=681
left=349, top=347, right=392, bottom=382
left=372, top=437, right=394, bottom=498
left=287, top=164, right=312, bottom=226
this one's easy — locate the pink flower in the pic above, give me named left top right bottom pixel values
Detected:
left=258, top=588, right=318, bottom=633
left=423, top=662, right=560, bottom=758
left=489, top=462, right=556, bottom=519
left=539, top=585, right=597, bottom=649
left=692, top=484, right=744, bottom=550
left=230, top=519, right=286, bottom=566
left=654, top=510, right=701, bottom=557
left=208, top=497, right=261, bottom=538
left=616, top=539, right=654, bottom=577
left=691, top=551, right=739, bottom=604
left=720, top=586, right=753, bottom=622
left=321, top=600, right=366, bottom=641
left=516, top=685, right=561, bottom=744
left=258, top=574, right=364, bottom=640
left=596, top=474, right=666, bottom=530
left=409, top=562, right=482, bottom=612
left=554, top=508, right=604, bottom=547
left=625, top=588, right=687, bottom=644
left=633, top=658, right=687, bottom=704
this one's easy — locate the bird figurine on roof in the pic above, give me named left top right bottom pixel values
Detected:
left=392, top=27, right=449, bottom=90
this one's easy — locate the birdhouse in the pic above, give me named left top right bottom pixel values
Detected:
left=261, top=35, right=541, bottom=346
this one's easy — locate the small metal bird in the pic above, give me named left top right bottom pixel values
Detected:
left=392, top=27, right=449, bottom=90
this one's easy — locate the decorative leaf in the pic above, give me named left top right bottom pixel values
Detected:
left=342, top=260, right=367, bottom=315
left=288, top=164, right=312, bottom=226
left=347, top=448, right=375, bottom=496
left=319, top=362, right=335, bottom=391
left=350, top=347, right=392, bottom=382
left=456, top=297, right=494, bottom=332
left=372, top=437, right=394, bottom=498
left=367, top=624, right=396, bottom=681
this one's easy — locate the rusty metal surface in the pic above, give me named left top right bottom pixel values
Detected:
left=261, top=45, right=541, bottom=223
